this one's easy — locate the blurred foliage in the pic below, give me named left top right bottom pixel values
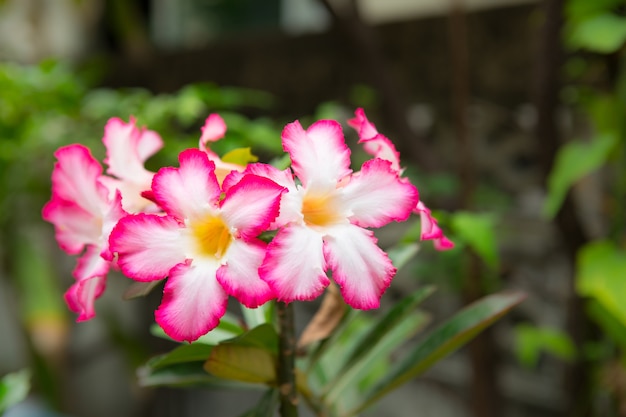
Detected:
left=514, top=324, right=577, bottom=368
left=544, top=0, right=626, bottom=412
left=0, top=369, right=31, bottom=414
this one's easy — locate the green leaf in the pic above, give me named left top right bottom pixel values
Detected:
left=204, top=324, right=280, bottom=385
left=241, top=304, right=273, bottom=330
left=569, top=13, right=626, bottom=53
left=0, top=369, right=30, bottom=414
left=323, top=311, right=430, bottom=407
left=543, top=133, right=618, bottom=218
left=221, top=323, right=279, bottom=354
left=386, top=243, right=420, bottom=271
left=221, top=147, right=258, bottom=166
left=205, top=345, right=277, bottom=385
left=586, top=299, right=626, bottom=350
left=149, top=344, right=215, bottom=370
left=577, top=241, right=626, bottom=326
left=450, top=211, right=499, bottom=268
left=323, top=286, right=434, bottom=391
left=348, top=291, right=526, bottom=416
left=514, top=324, right=576, bottom=368
left=137, top=361, right=256, bottom=389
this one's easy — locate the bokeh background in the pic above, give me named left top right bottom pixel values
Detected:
left=1, top=0, right=625, bottom=416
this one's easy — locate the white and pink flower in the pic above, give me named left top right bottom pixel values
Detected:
left=252, top=120, right=419, bottom=309
left=348, top=108, right=454, bottom=250
left=109, top=149, right=286, bottom=342
left=99, top=117, right=163, bottom=213
left=42, top=145, right=126, bottom=321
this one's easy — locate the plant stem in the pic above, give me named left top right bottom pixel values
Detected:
left=277, top=301, right=299, bottom=417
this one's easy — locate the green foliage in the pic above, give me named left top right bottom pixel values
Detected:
left=137, top=288, right=524, bottom=417
left=577, top=241, right=626, bottom=327
left=514, top=324, right=577, bottom=368
left=543, top=133, right=618, bottom=218
left=0, top=369, right=31, bottom=414
left=568, top=13, right=626, bottom=53
left=450, top=211, right=499, bottom=269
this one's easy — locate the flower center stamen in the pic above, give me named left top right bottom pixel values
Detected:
left=191, top=216, right=232, bottom=259
left=302, top=193, right=341, bottom=227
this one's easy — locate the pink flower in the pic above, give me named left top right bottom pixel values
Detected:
left=348, top=108, right=454, bottom=250
left=257, top=120, right=419, bottom=309
left=109, top=149, right=286, bottom=342
left=98, top=117, right=163, bottom=213
left=42, top=145, right=126, bottom=321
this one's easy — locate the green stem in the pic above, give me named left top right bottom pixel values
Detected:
left=277, top=302, right=299, bottom=417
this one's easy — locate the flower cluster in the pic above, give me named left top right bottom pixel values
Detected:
left=43, top=110, right=452, bottom=342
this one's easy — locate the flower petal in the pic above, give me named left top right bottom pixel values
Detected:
left=152, top=149, right=221, bottom=220
left=220, top=174, right=285, bottom=240
left=226, top=163, right=301, bottom=228
left=65, top=245, right=110, bottom=321
left=324, top=224, right=395, bottom=309
left=42, top=199, right=100, bottom=254
left=217, top=239, right=274, bottom=308
left=414, top=201, right=455, bottom=251
left=342, top=158, right=418, bottom=228
left=199, top=114, right=227, bottom=148
left=155, top=259, right=228, bottom=342
left=103, top=117, right=162, bottom=183
left=260, top=224, right=329, bottom=302
left=282, top=120, right=351, bottom=188
left=347, top=108, right=379, bottom=140
left=349, top=108, right=403, bottom=174
left=109, top=214, right=188, bottom=281
left=46, top=144, right=109, bottom=219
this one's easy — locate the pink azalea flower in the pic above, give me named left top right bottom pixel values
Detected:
left=98, top=117, right=164, bottom=213
left=257, top=120, right=419, bottom=309
left=199, top=114, right=246, bottom=184
left=42, top=145, right=126, bottom=321
left=348, top=108, right=454, bottom=250
left=109, top=149, right=286, bottom=342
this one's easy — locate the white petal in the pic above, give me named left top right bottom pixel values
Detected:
left=324, top=224, right=396, bottom=309
left=260, top=224, right=329, bottom=302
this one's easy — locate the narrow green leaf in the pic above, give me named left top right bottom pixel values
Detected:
left=577, top=241, right=626, bottom=326
left=323, top=286, right=434, bottom=392
left=148, top=344, right=214, bottom=370
left=221, top=323, right=279, bottom=354
left=450, top=211, right=499, bottom=268
left=544, top=134, right=618, bottom=218
left=348, top=291, right=526, bottom=415
left=386, top=243, right=420, bottom=271
left=324, top=311, right=430, bottom=406
left=0, top=369, right=31, bottom=413
left=241, top=303, right=273, bottom=330
left=137, top=361, right=256, bottom=389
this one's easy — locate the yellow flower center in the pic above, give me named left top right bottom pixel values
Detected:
left=302, top=192, right=342, bottom=227
left=191, top=216, right=232, bottom=259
